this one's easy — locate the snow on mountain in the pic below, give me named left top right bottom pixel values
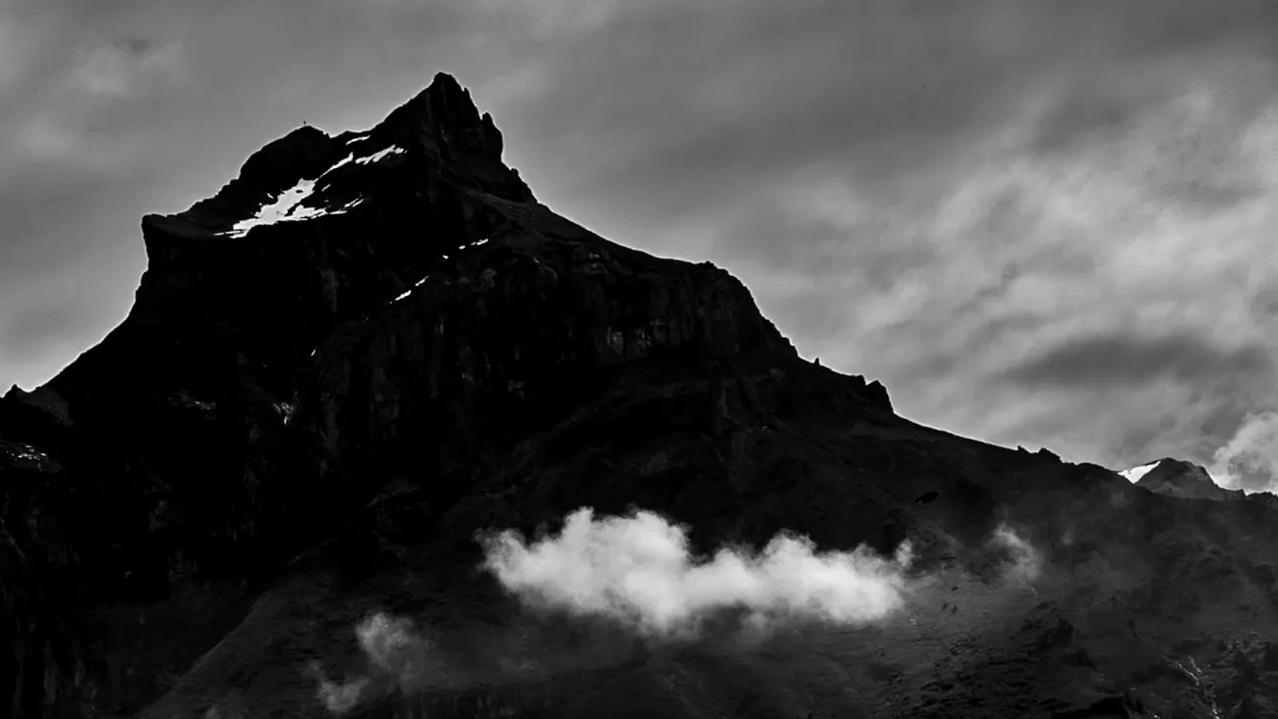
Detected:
left=223, top=178, right=322, bottom=236
left=1118, top=460, right=1162, bottom=483
left=356, top=145, right=406, bottom=165
left=219, top=142, right=406, bottom=237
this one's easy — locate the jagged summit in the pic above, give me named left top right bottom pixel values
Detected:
left=144, top=72, right=532, bottom=243
left=40, top=75, right=557, bottom=408
left=35, top=71, right=805, bottom=419
left=385, top=71, right=514, bottom=166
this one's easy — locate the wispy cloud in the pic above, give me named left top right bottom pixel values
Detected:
left=990, top=524, right=1042, bottom=584
left=309, top=611, right=435, bottom=715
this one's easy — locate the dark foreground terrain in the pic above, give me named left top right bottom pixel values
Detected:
left=3, top=74, right=1277, bottom=718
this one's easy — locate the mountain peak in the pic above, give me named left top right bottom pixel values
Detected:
left=382, top=71, right=510, bottom=164
left=1122, top=457, right=1245, bottom=502
left=143, top=71, right=530, bottom=245
left=408, top=71, right=479, bottom=118
left=44, top=69, right=807, bottom=434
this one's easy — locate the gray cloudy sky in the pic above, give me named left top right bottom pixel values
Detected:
left=3, top=0, right=1278, bottom=488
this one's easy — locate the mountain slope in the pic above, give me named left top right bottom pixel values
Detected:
left=3, top=73, right=1278, bottom=719
left=1130, top=458, right=1245, bottom=502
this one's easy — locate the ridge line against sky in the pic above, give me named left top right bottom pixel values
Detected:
left=2, top=0, right=1278, bottom=489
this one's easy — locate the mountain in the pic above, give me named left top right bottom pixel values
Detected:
left=1121, top=458, right=1278, bottom=508
left=1121, top=458, right=1245, bottom=502
left=4, top=73, right=1278, bottom=719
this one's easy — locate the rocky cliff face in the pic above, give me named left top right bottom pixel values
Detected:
left=3, top=74, right=1278, bottom=719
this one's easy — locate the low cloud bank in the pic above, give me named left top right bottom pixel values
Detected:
left=478, top=508, right=914, bottom=635
left=1209, top=411, right=1278, bottom=493
left=307, top=511, right=1047, bottom=713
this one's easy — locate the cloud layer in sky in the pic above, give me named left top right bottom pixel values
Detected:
left=2, top=0, right=1277, bottom=484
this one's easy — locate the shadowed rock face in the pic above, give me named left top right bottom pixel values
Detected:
left=3, top=74, right=1278, bottom=719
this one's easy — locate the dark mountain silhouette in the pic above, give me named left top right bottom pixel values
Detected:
left=3, top=73, right=1278, bottom=718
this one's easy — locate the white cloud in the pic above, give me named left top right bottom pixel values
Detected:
left=1209, top=411, right=1278, bottom=493
left=479, top=507, right=914, bottom=636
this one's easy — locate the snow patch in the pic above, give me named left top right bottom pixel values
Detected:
left=321, top=144, right=404, bottom=178
left=322, top=153, right=356, bottom=177
left=223, top=178, right=332, bottom=236
left=345, top=133, right=368, bottom=145
left=219, top=143, right=400, bottom=237
left=1119, top=460, right=1162, bottom=483
left=234, top=178, right=315, bottom=227
left=356, top=145, right=406, bottom=165
left=223, top=184, right=365, bottom=237
left=392, top=275, right=431, bottom=303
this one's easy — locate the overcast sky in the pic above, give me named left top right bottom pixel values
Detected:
left=3, top=1, right=1278, bottom=488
